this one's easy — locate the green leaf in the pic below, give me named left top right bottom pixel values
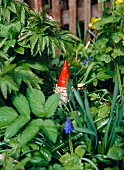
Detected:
left=26, top=88, right=45, bottom=117
left=20, top=119, right=43, bottom=147
left=45, top=93, right=60, bottom=118
left=30, top=34, right=39, bottom=55
left=21, top=6, right=25, bottom=25
left=14, top=157, right=30, bottom=170
left=107, top=146, right=124, bottom=160
left=98, top=104, right=110, bottom=118
left=100, top=54, right=111, bottom=63
left=75, top=145, right=86, bottom=158
left=5, top=157, right=14, bottom=170
left=5, top=115, right=30, bottom=139
left=111, top=32, right=121, bottom=43
left=14, top=46, right=24, bottom=54
left=0, top=50, right=8, bottom=60
left=112, top=49, right=124, bottom=59
left=41, top=119, right=58, bottom=143
left=60, top=153, right=83, bottom=170
left=29, top=156, right=49, bottom=167
left=40, top=146, right=52, bottom=161
left=0, top=106, right=18, bottom=128
left=4, top=39, right=16, bottom=48
left=104, top=167, right=119, bottom=170
left=12, top=93, right=30, bottom=116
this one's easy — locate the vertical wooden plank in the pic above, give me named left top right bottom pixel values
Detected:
left=52, top=0, right=61, bottom=24
left=69, top=0, right=76, bottom=35
left=34, top=0, right=43, bottom=13
left=84, top=0, right=91, bottom=43
left=98, top=2, right=104, bottom=17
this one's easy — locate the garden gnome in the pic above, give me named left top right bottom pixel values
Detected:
left=55, top=60, right=70, bottom=103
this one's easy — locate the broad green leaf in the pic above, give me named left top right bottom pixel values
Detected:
left=26, top=88, right=45, bottom=117
left=12, top=93, right=30, bottom=116
left=1, top=64, right=16, bottom=75
left=5, top=115, right=30, bottom=139
left=20, top=119, right=43, bottom=147
left=50, top=164, right=63, bottom=170
left=14, top=157, right=30, bottom=170
left=75, top=145, right=86, bottom=158
left=60, top=153, right=83, bottom=170
left=112, top=49, right=124, bottom=59
left=4, top=39, right=16, bottom=47
left=45, top=93, right=60, bottom=118
left=40, top=146, right=52, bottom=161
left=29, top=156, right=49, bottom=167
left=107, top=146, right=124, bottom=160
left=16, top=69, right=43, bottom=89
left=14, top=46, right=24, bottom=54
left=26, top=60, right=49, bottom=71
left=0, top=106, right=18, bottom=128
left=41, top=119, right=58, bottom=143
left=98, top=104, right=110, bottom=118
left=5, top=157, right=14, bottom=170
left=8, top=2, right=16, bottom=13
left=100, top=54, right=111, bottom=63
left=111, top=32, right=121, bottom=43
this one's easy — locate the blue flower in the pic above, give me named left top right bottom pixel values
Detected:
left=64, top=117, right=74, bottom=134
left=73, top=72, right=76, bottom=77
left=83, top=59, right=87, bottom=66
left=88, top=56, right=92, bottom=61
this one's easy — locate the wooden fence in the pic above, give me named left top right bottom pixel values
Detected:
left=21, top=0, right=111, bottom=41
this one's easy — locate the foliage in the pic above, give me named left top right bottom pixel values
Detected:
left=0, top=0, right=124, bottom=170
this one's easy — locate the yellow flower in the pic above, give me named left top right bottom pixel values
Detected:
left=119, top=34, right=124, bottom=39
left=115, top=0, right=124, bottom=5
left=122, top=40, right=124, bottom=45
left=119, top=34, right=124, bottom=45
left=89, top=17, right=101, bottom=29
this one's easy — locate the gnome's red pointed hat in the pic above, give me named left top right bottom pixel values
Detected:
left=57, top=60, right=70, bottom=87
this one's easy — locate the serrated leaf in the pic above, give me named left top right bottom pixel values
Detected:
left=41, top=119, right=58, bottom=143
left=20, top=119, right=43, bottom=147
left=5, top=115, right=30, bottom=139
left=26, top=88, right=45, bottom=117
left=0, top=106, right=18, bottom=128
left=12, top=93, right=30, bottom=116
left=45, top=93, right=60, bottom=118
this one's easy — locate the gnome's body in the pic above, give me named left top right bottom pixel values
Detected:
left=55, top=60, right=70, bottom=103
